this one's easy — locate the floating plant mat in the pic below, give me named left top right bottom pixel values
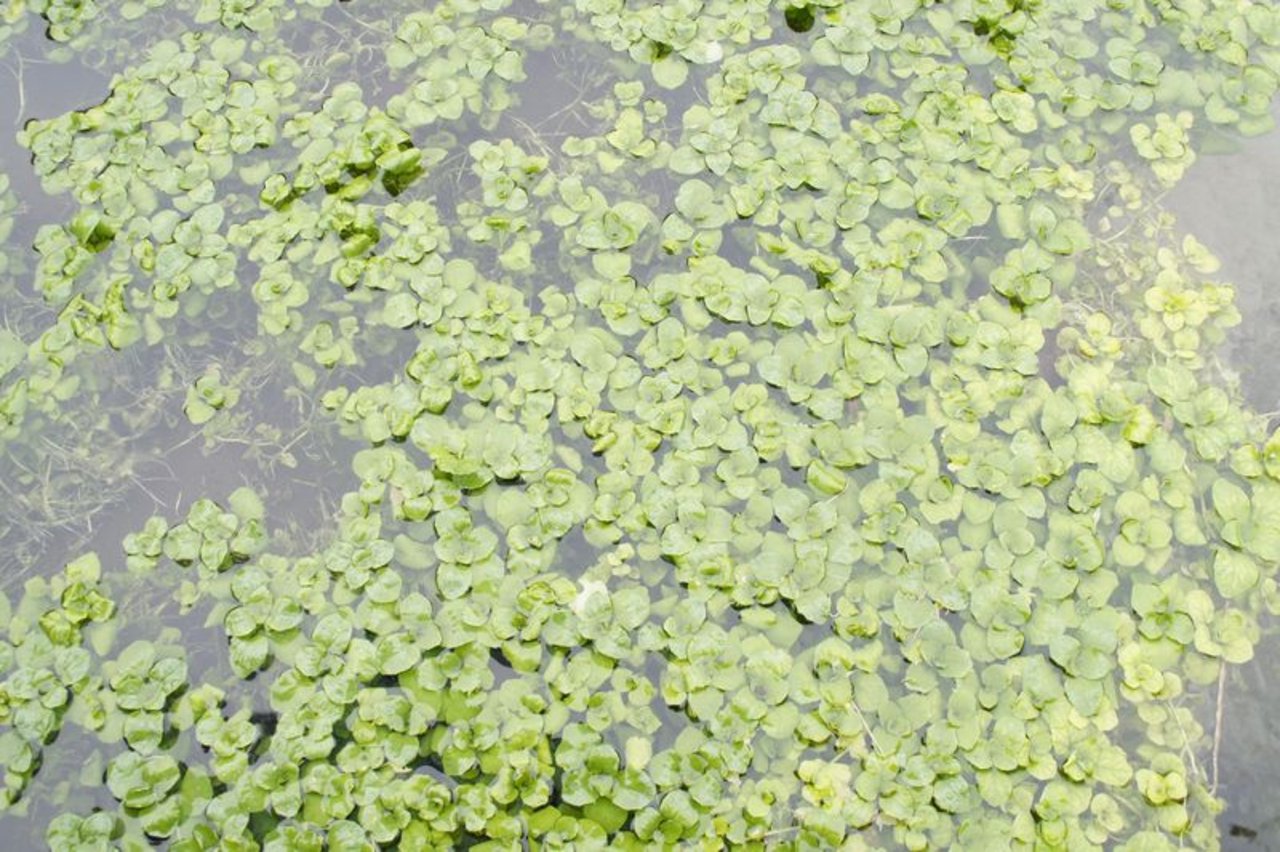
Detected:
left=2, top=0, right=1280, bottom=849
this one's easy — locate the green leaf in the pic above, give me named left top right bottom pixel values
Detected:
left=1214, top=548, right=1260, bottom=599
left=106, top=752, right=182, bottom=809
left=651, top=56, right=688, bottom=89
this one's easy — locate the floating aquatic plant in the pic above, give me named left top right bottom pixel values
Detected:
left=2, top=0, right=1280, bottom=849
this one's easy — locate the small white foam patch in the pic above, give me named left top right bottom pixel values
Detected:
left=571, top=578, right=609, bottom=616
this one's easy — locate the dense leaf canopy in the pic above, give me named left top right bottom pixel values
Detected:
left=2, top=0, right=1280, bottom=849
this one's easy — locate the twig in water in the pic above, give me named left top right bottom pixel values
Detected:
left=1166, top=698, right=1203, bottom=786
left=5, top=51, right=27, bottom=126
left=1212, top=661, right=1226, bottom=796
left=849, top=698, right=883, bottom=757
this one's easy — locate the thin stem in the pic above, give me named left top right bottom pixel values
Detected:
left=1211, top=661, right=1226, bottom=796
left=13, top=51, right=27, bottom=125
left=1098, top=189, right=1170, bottom=245
left=1166, top=698, right=1203, bottom=786
left=849, top=697, right=882, bottom=757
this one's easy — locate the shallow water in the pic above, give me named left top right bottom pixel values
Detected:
left=1170, top=117, right=1280, bottom=851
